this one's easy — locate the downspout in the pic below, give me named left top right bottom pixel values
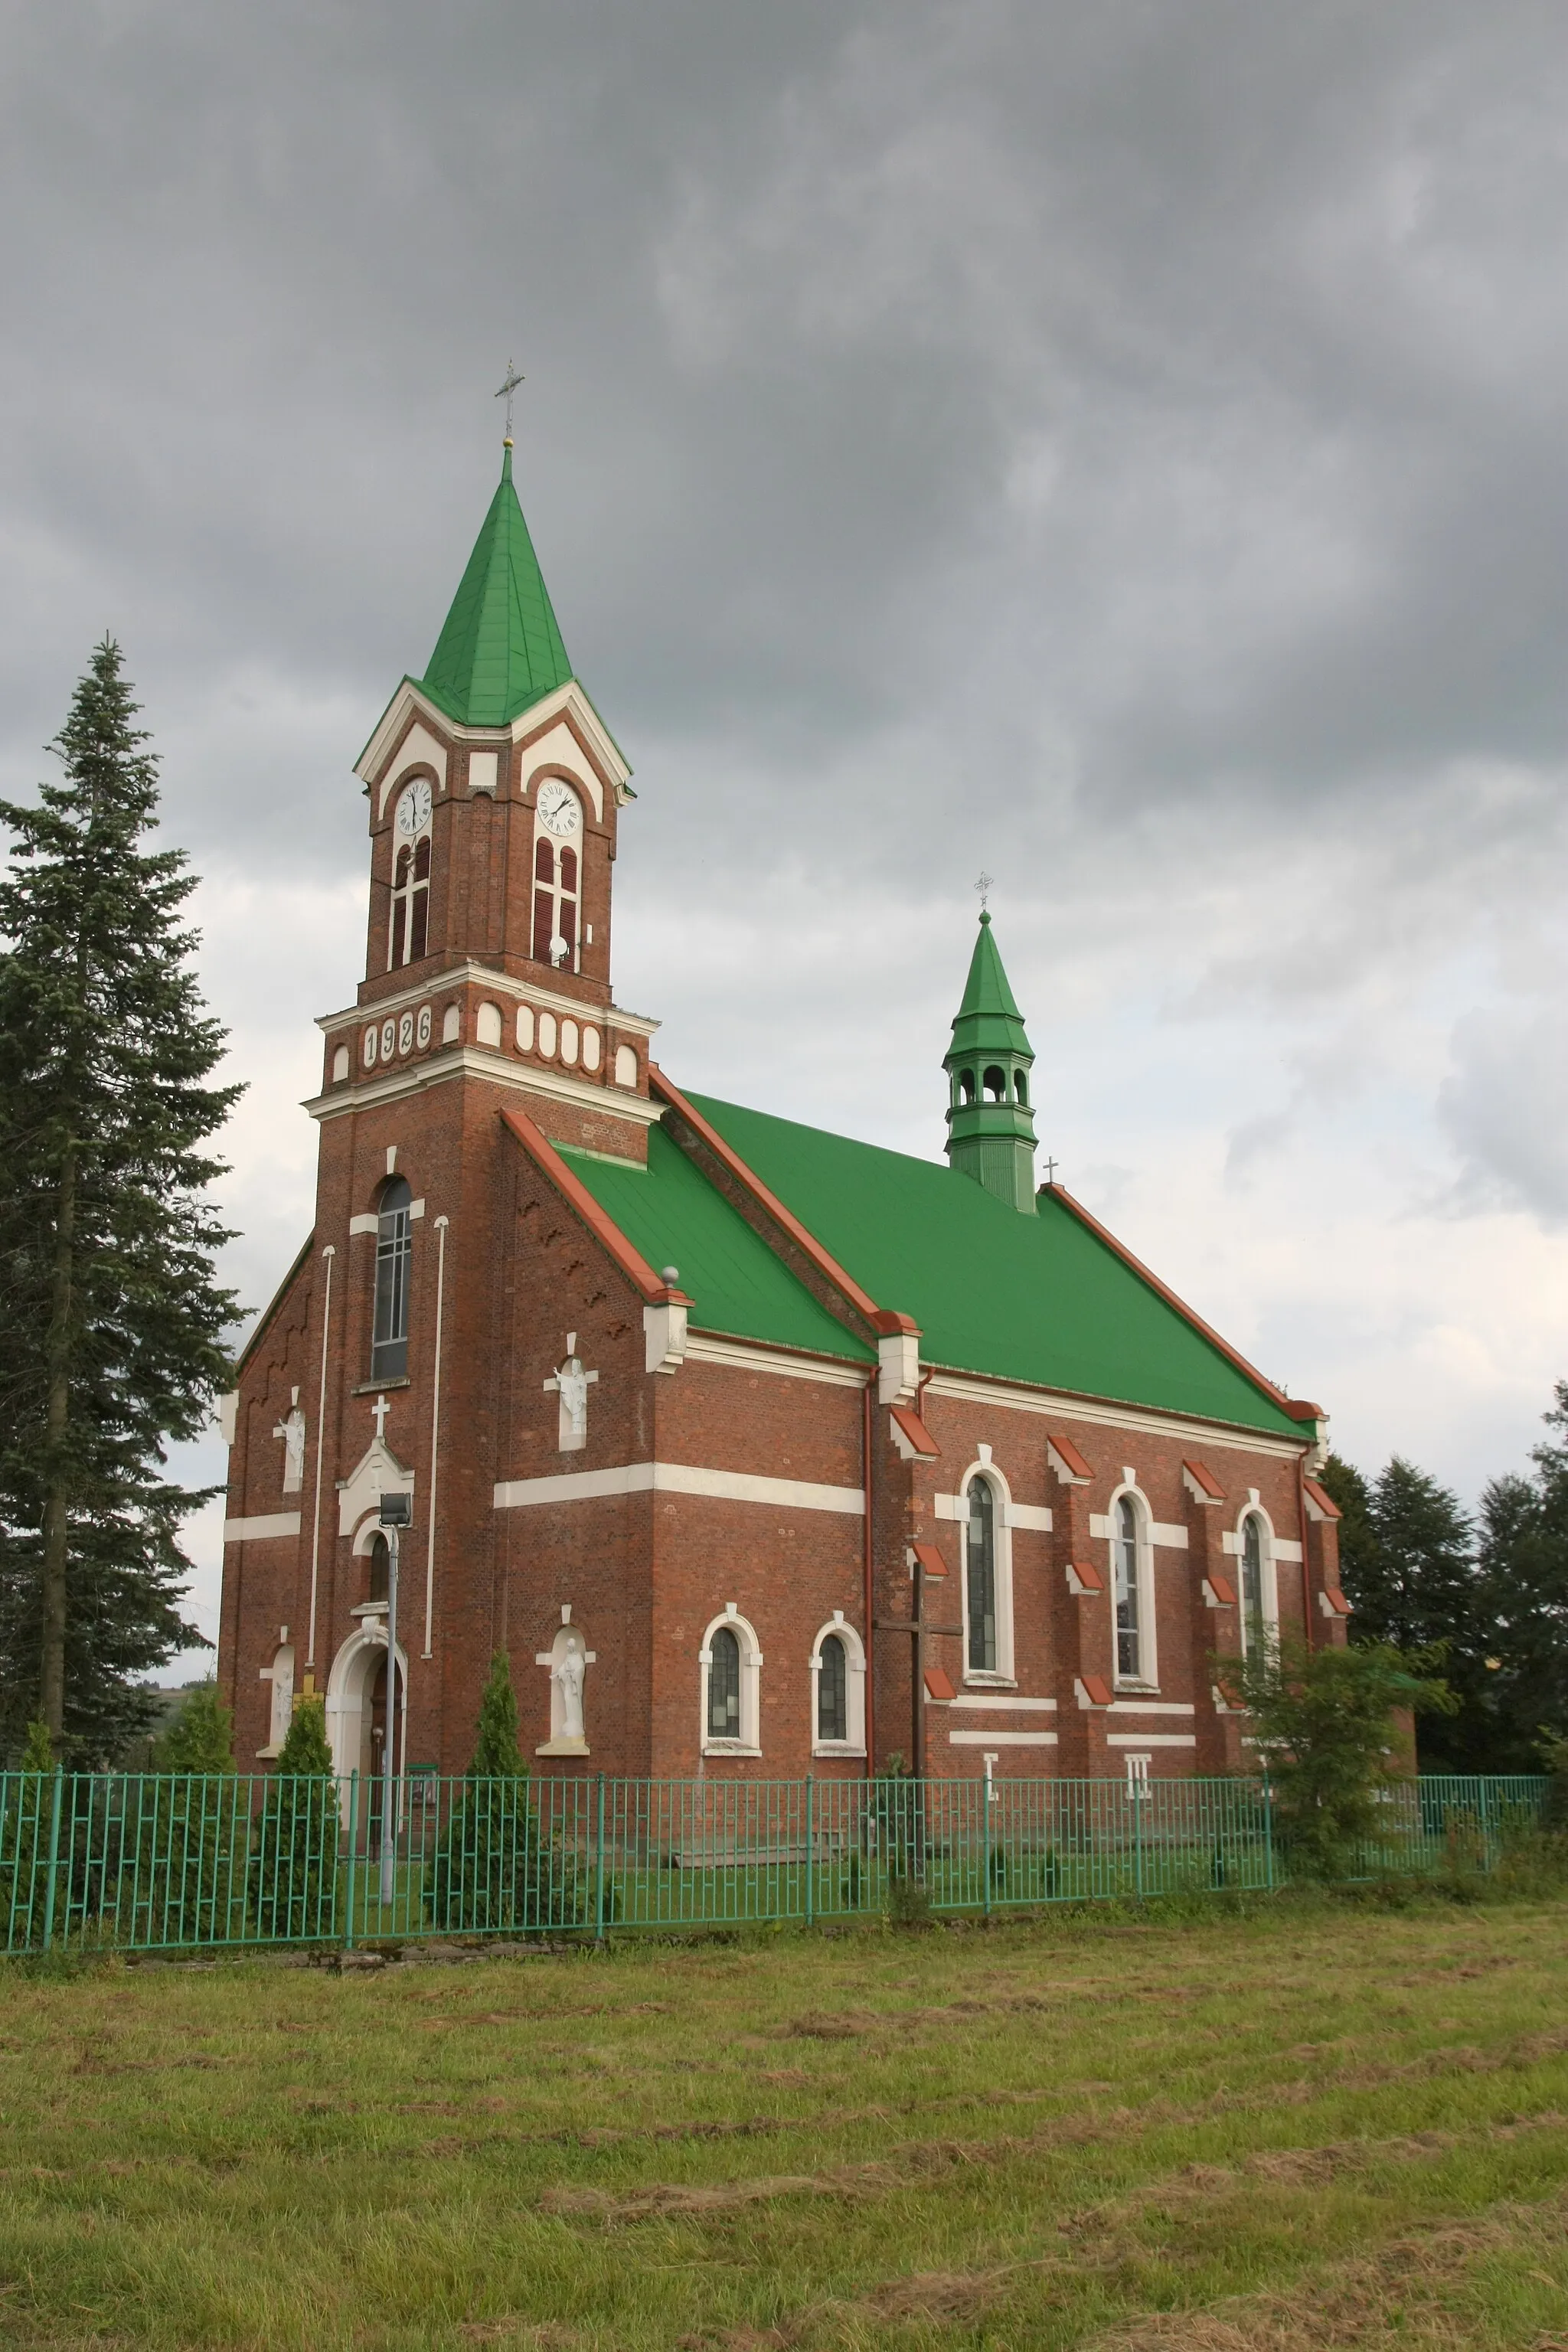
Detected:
left=423, top=1214, right=449, bottom=1658
left=862, top=1377, right=874, bottom=1778
left=1297, top=1449, right=1315, bottom=1646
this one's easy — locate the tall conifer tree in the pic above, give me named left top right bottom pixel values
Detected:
left=0, top=639, right=240, bottom=1762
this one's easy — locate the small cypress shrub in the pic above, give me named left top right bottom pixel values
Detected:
left=250, top=1696, right=338, bottom=1940
left=138, top=1682, right=243, bottom=1945
left=426, top=1654, right=583, bottom=1932
left=0, top=1720, right=57, bottom=1949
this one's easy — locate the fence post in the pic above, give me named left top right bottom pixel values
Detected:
left=1478, top=1779, right=1494, bottom=1876
left=41, top=1769, right=65, bottom=1955
left=1263, top=1772, right=1275, bottom=1893
left=804, top=1775, right=814, bottom=1929
left=982, top=1774, right=991, bottom=1920
left=344, top=1772, right=359, bottom=1952
left=1133, top=1778, right=1144, bottom=1902
left=594, top=1774, right=606, bottom=1944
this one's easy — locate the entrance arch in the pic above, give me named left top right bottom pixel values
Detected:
left=324, top=1623, right=409, bottom=1800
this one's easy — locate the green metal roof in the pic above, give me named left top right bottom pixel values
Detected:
left=559, top=1127, right=873, bottom=1365
left=684, top=1093, right=1302, bottom=1439
left=947, top=911, right=1033, bottom=1065
left=420, top=446, right=573, bottom=728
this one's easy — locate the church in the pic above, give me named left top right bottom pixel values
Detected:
left=217, top=433, right=1349, bottom=1792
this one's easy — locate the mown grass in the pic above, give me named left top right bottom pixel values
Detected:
left=2, top=1892, right=1567, bottom=2350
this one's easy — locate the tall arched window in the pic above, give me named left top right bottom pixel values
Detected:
left=390, top=836, right=431, bottom=969
left=966, top=1477, right=997, bottom=1673
left=368, top=1533, right=390, bottom=1604
left=371, top=1178, right=412, bottom=1380
left=1114, top=1494, right=1142, bottom=1681
left=1240, top=1513, right=1268, bottom=1655
left=532, top=838, right=579, bottom=968
left=816, top=1632, right=848, bottom=1743
left=707, top=1625, right=741, bottom=1740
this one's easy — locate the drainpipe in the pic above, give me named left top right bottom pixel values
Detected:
left=305, top=1244, right=336, bottom=1671
left=423, top=1215, right=449, bottom=1658
left=862, top=1377, right=875, bottom=1778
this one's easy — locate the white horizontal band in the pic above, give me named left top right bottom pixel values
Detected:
left=1105, top=1733, right=1198, bottom=1747
left=223, top=1513, right=302, bottom=1544
left=493, top=1461, right=865, bottom=1516
left=946, top=1695, right=1058, bottom=1711
left=946, top=1729, right=1060, bottom=1747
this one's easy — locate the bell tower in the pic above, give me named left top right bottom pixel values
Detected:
left=943, top=910, right=1038, bottom=1211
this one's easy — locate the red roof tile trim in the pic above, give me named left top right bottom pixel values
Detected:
left=1303, top=1476, right=1343, bottom=1521
left=1182, top=1457, right=1225, bottom=1501
left=1205, top=1572, right=1237, bottom=1606
left=911, top=1542, right=949, bottom=1579
left=500, top=1108, right=691, bottom=1308
left=1050, top=1183, right=1322, bottom=1428
left=890, top=1404, right=939, bottom=1459
left=650, top=1066, right=918, bottom=1339
left=1078, top=1673, right=1113, bottom=1708
left=1068, top=1561, right=1105, bottom=1594
left=1321, top=1585, right=1352, bottom=1616
left=923, top=1665, right=956, bottom=1701
left=1047, top=1431, right=1093, bottom=1483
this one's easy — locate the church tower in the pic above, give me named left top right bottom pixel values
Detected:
left=943, top=910, right=1037, bottom=1211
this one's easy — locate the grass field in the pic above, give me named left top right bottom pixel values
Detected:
left=3, top=1893, right=1568, bottom=2350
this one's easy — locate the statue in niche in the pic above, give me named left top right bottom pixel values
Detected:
left=544, top=1337, right=597, bottom=1455
left=535, top=1617, right=595, bottom=1754
left=273, top=1391, right=306, bottom=1493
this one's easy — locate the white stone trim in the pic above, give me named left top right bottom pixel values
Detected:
left=946, top=1694, right=1057, bottom=1711
left=699, top=1607, right=763, bottom=1756
left=373, top=722, right=449, bottom=817
left=307, top=1044, right=663, bottom=1132
left=682, top=1333, right=871, bottom=1387
left=492, top=1461, right=866, bottom=1515
left=947, top=1728, right=1059, bottom=1747
left=1105, top=1481, right=1158, bottom=1690
left=354, top=677, right=630, bottom=804
left=223, top=1512, right=301, bottom=1544
left=1106, top=1733, right=1197, bottom=1748
left=1107, top=1699, right=1194, bottom=1714
left=1089, top=1512, right=1187, bottom=1548
left=1230, top=1501, right=1283, bottom=1655
left=953, top=1458, right=1015, bottom=1683
left=922, top=1370, right=1308, bottom=1462
left=316, top=963, right=661, bottom=1040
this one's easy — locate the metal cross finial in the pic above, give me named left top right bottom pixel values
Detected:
left=371, top=1393, right=390, bottom=1442
left=1043, top=1156, right=1059, bottom=1185
left=495, top=359, right=524, bottom=441
left=974, top=871, right=994, bottom=911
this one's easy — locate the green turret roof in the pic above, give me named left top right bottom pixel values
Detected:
left=948, top=912, right=1033, bottom=1063
left=420, top=446, right=573, bottom=727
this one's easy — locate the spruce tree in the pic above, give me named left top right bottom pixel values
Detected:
left=0, top=640, right=240, bottom=1763
left=251, top=1694, right=339, bottom=1942
left=427, top=1653, right=583, bottom=1932
left=142, top=1681, right=242, bottom=1947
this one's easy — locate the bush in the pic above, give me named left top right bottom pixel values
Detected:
left=426, top=1654, right=583, bottom=1933
left=136, top=1683, right=244, bottom=1945
left=0, top=1720, right=57, bottom=1949
left=250, top=1696, right=338, bottom=1940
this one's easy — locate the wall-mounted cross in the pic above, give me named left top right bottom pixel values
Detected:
left=371, top=1393, right=391, bottom=1442
left=874, top=1544, right=963, bottom=1780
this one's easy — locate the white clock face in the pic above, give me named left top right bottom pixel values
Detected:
left=396, top=778, right=433, bottom=837
left=536, top=779, right=582, bottom=838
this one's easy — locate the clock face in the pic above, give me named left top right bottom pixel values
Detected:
left=536, top=779, right=582, bottom=838
left=396, top=778, right=433, bottom=837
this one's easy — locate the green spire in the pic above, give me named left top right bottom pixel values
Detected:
left=420, top=445, right=573, bottom=728
left=943, top=912, right=1038, bottom=1213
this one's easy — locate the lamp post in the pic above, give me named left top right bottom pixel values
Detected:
left=377, top=1491, right=411, bottom=1911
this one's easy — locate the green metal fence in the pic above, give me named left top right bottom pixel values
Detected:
left=0, top=1769, right=1550, bottom=1956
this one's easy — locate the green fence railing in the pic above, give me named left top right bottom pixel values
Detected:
left=0, top=1769, right=1550, bottom=1957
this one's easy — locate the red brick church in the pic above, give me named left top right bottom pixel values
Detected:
left=217, top=436, right=1348, bottom=1789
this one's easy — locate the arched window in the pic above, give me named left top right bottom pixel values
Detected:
left=958, top=1068, right=977, bottom=1105
left=1240, top=1512, right=1268, bottom=1655
left=1014, top=1070, right=1027, bottom=1106
left=816, top=1633, right=848, bottom=1743
left=983, top=1064, right=1007, bottom=1102
left=368, top=1533, right=390, bottom=1605
left=371, top=1178, right=412, bottom=1380
left=390, top=835, right=431, bottom=969
left=966, top=1477, right=997, bottom=1673
left=1114, top=1493, right=1142, bottom=1681
left=707, top=1626, right=740, bottom=1740
left=532, top=837, right=580, bottom=969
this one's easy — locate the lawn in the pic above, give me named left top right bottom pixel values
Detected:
left=2, top=1895, right=1567, bottom=2350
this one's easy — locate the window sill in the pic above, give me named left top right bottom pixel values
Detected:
left=351, top=1601, right=389, bottom=1619
left=355, top=1377, right=411, bottom=1395
left=812, top=1743, right=866, bottom=1759
left=701, top=1741, right=762, bottom=1758
left=1113, top=1683, right=1161, bottom=1697
left=963, top=1674, right=1018, bottom=1690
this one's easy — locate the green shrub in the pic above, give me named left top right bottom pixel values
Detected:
left=0, top=1720, right=57, bottom=1949
left=426, top=1655, right=583, bottom=1933
left=250, top=1697, right=338, bottom=1941
left=136, top=1684, right=244, bottom=1945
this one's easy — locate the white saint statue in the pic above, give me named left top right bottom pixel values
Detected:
left=273, top=1405, right=306, bottom=1494
left=555, top=1357, right=590, bottom=1439
left=554, top=1637, right=587, bottom=1743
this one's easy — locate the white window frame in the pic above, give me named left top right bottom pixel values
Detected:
left=1235, top=1504, right=1279, bottom=1656
left=808, top=1615, right=866, bottom=1757
left=1107, top=1481, right=1158, bottom=1690
left=957, top=1457, right=1015, bottom=1686
left=532, top=784, right=583, bottom=974
left=388, top=782, right=433, bottom=972
left=698, top=1606, right=763, bottom=1756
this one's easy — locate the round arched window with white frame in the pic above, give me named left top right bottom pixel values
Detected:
left=532, top=778, right=583, bottom=971
left=1239, top=1510, right=1274, bottom=1656
left=1111, top=1488, right=1156, bottom=1687
left=390, top=776, right=433, bottom=971
left=700, top=1609, right=762, bottom=1754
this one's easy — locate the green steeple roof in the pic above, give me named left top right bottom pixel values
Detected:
left=949, top=911, right=1032, bottom=1060
left=420, top=446, right=573, bottom=727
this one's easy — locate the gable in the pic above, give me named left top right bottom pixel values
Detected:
left=683, top=1094, right=1303, bottom=1440
left=560, top=1127, right=874, bottom=1368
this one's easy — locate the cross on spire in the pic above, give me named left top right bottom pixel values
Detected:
left=973, top=871, right=994, bottom=912
left=495, top=359, right=524, bottom=443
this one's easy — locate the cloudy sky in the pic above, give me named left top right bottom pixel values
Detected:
left=2, top=0, right=1565, bottom=1671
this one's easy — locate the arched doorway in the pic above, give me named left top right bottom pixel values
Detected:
left=324, top=1625, right=409, bottom=1834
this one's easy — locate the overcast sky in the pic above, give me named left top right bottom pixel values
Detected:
left=2, top=0, right=1565, bottom=1671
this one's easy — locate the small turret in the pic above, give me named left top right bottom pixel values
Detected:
left=943, top=911, right=1037, bottom=1211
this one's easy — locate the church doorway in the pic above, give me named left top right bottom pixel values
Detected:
left=324, top=1625, right=408, bottom=1832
